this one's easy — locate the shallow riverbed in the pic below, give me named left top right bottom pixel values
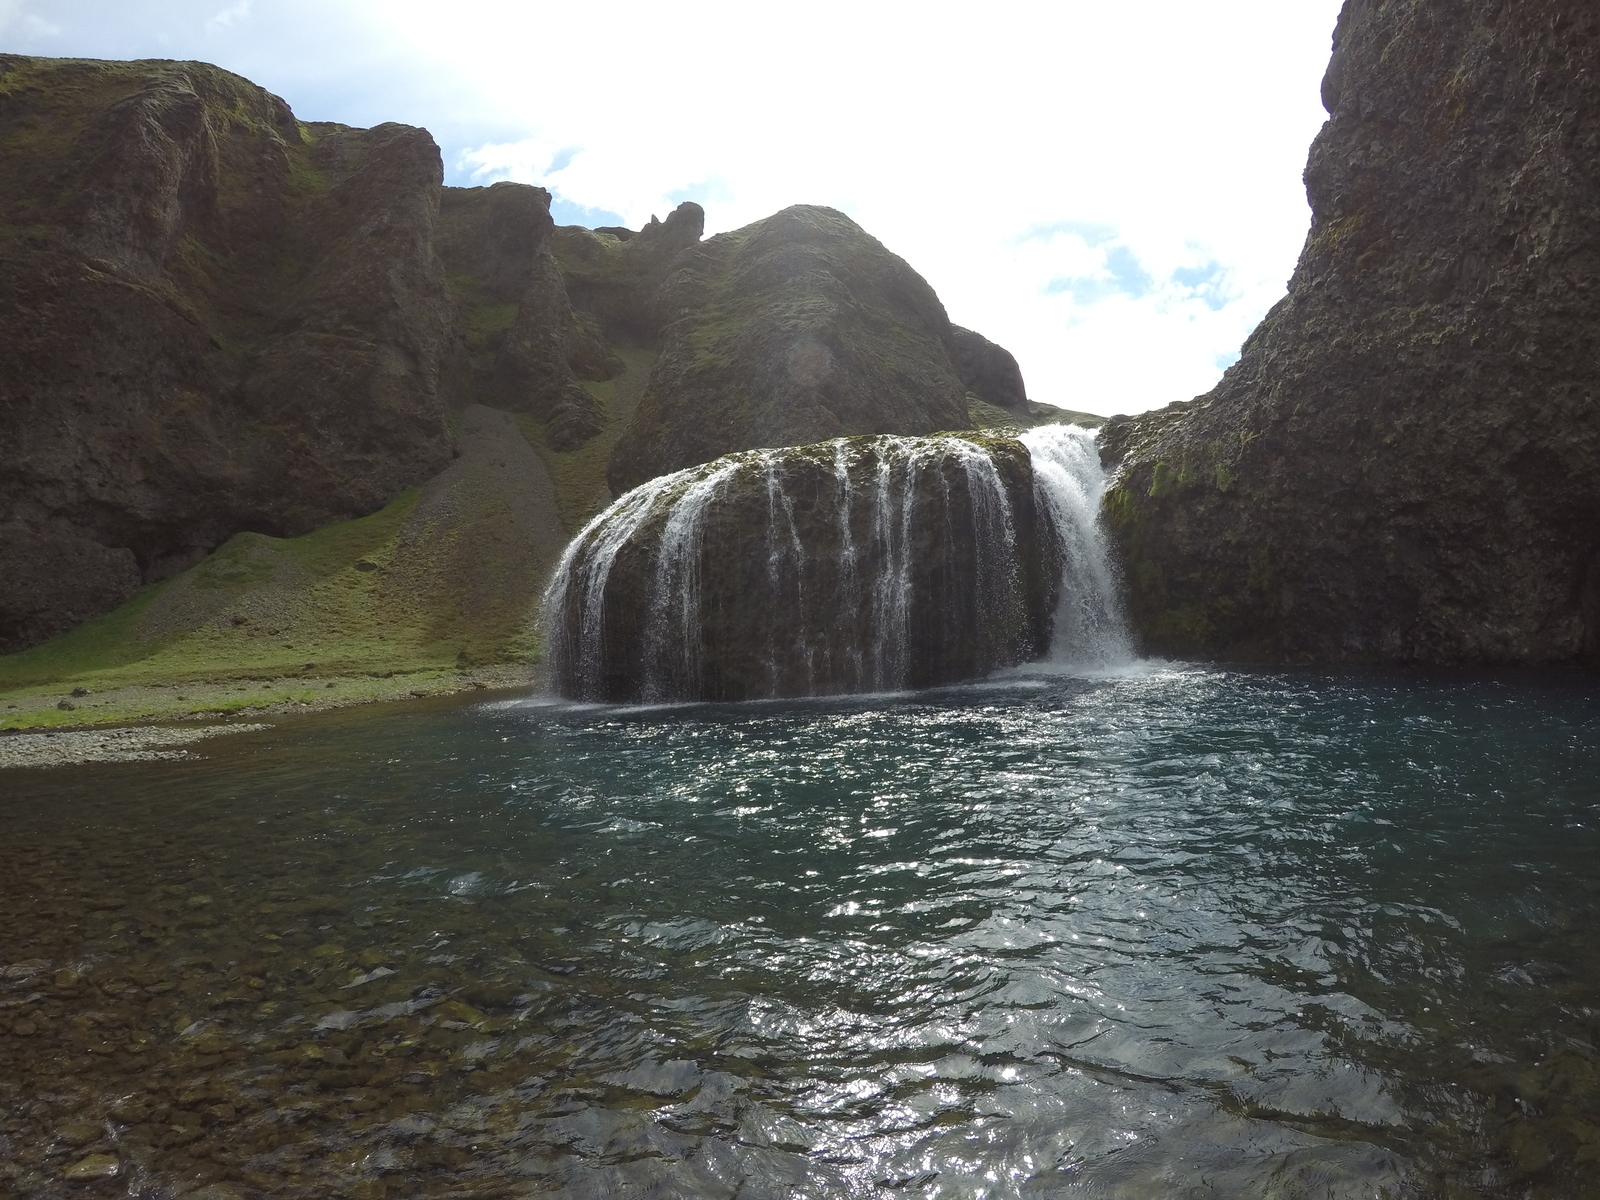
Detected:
left=2, top=665, right=1597, bottom=1199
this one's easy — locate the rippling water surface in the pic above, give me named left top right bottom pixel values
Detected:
left=4, top=665, right=1599, bottom=1199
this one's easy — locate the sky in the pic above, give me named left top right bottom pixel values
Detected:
left=1, top=0, right=1345, bottom=415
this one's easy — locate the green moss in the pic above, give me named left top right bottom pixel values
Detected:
left=0, top=579, right=180, bottom=689
left=1148, top=461, right=1178, bottom=499
left=0, top=489, right=433, bottom=695
left=1148, top=603, right=1220, bottom=648
left=447, top=272, right=520, bottom=354
left=275, top=489, right=419, bottom=576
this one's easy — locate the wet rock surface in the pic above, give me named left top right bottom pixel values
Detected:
left=1099, top=0, right=1600, bottom=665
left=548, top=434, right=1058, bottom=703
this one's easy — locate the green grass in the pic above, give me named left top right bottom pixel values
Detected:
left=0, top=579, right=181, bottom=689
left=0, top=490, right=427, bottom=695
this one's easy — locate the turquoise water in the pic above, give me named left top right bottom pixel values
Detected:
left=3, top=665, right=1599, bottom=1198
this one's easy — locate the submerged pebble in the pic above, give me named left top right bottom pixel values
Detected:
left=61, top=1154, right=118, bottom=1181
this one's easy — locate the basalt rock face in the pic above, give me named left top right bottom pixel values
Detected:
left=0, top=57, right=620, bottom=654
left=548, top=434, right=1057, bottom=703
left=607, top=206, right=976, bottom=493
left=436, top=182, right=615, bottom=448
left=0, top=56, right=456, bottom=651
left=1099, top=0, right=1600, bottom=665
left=553, top=201, right=707, bottom=348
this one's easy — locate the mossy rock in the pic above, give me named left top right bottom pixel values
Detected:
left=549, top=433, right=1057, bottom=702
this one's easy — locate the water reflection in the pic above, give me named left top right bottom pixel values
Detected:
left=1, top=667, right=1597, bottom=1198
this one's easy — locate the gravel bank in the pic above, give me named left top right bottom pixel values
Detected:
left=0, top=723, right=272, bottom=769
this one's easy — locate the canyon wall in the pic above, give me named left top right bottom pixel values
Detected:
left=1099, top=0, right=1600, bottom=665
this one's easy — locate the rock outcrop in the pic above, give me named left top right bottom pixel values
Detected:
left=950, top=325, right=1029, bottom=414
left=607, top=206, right=978, bottom=493
left=553, top=201, right=707, bottom=348
left=1099, top=0, right=1600, bottom=665
left=547, top=434, right=1059, bottom=703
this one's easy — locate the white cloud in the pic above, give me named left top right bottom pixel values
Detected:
left=0, top=1, right=62, bottom=38
left=9, top=0, right=1345, bottom=415
left=459, top=138, right=563, bottom=186
left=205, top=0, right=250, bottom=34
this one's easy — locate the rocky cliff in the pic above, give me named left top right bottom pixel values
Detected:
left=0, top=56, right=460, bottom=651
left=435, top=182, right=616, bottom=448
left=0, top=55, right=1040, bottom=663
left=1099, top=0, right=1600, bottom=665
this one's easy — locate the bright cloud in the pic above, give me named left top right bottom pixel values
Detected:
left=0, top=0, right=1344, bottom=414
left=204, top=0, right=250, bottom=34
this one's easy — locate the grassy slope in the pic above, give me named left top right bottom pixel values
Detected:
left=0, top=354, right=655, bottom=731
left=0, top=490, right=508, bottom=730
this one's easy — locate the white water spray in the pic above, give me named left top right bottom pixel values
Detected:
left=1021, top=424, right=1135, bottom=667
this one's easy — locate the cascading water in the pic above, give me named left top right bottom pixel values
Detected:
left=543, top=425, right=1133, bottom=702
left=1021, top=424, right=1136, bottom=668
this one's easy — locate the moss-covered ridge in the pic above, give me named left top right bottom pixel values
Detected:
left=609, top=205, right=1009, bottom=492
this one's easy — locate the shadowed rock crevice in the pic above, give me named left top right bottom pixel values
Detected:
left=436, top=182, right=614, bottom=450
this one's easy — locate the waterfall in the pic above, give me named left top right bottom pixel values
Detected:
left=543, top=426, right=1133, bottom=702
left=1020, top=424, right=1135, bottom=668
